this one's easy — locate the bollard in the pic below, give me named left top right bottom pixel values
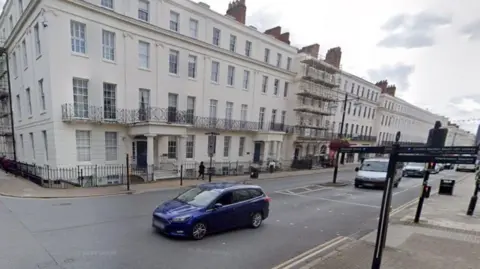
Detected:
left=180, top=165, right=183, bottom=186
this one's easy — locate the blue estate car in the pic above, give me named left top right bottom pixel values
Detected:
left=152, top=182, right=271, bottom=240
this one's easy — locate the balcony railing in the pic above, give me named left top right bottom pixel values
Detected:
left=297, top=82, right=337, bottom=101
left=296, top=122, right=330, bottom=130
left=296, top=129, right=334, bottom=141
left=61, top=104, right=295, bottom=133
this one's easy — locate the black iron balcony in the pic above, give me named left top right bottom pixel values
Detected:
left=192, top=117, right=260, bottom=132
left=128, top=107, right=190, bottom=125
left=61, top=104, right=129, bottom=123
left=296, top=129, right=335, bottom=141
left=268, top=122, right=295, bottom=133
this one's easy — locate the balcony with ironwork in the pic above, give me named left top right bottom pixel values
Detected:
left=296, top=81, right=338, bottom=102
left=127, top=107, right=190, bottom=125
left=61, top=104, right=130, bottom=124
left=332, top=133, right=377, bottom=142
left=300, top=58, right=338, bottom=74
left=296, top=121, right=330, bottom=131
left=301, top=66, right=339, bottom=88
left=191, top=117, right=260, bottom=132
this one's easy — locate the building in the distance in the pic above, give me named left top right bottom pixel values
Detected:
left=0, top=0, right=302, bottom=180
left=445, top=123, right=476, bottom=146
left=372, top=80, right=448, bottom=146
left=476, top=124, right=480, bottom=146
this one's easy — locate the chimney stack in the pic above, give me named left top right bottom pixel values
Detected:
left=375, top=80, right=388, bottom=92
left=298, top=43, right=320, bottom=59
left=325, top=47, right=342, bottom=68
left=385, top=85, right=396, bottom=96
left=264, top=26, right=281, bottom=38
left=278, top=32, right=290, bottom=44
left=226, top=0, right=247, bottom=24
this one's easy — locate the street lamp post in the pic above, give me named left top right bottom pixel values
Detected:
left=331, top=93, right=360, bottom=184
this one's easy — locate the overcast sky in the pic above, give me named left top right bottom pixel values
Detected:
left=2, top=0, right=479, bottom=133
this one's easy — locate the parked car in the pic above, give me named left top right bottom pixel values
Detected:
left=152, top=182, right=271, bottom=240
left=456, top=163, right=477, bottom=172
left=354, top=158, right=402, bottom=188
left=402, top=162, right=426, bottom=177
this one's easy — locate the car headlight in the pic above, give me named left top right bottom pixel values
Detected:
left=172, top=215, right=192, bottom=223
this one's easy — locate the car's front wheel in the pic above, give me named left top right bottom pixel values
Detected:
left=191, top=222, right=207, bottom=240
left=251, top=212, right=263, bottom=228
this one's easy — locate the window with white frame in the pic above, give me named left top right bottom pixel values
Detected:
left=16, top=94, right=21, bottom=119
left=273, top=79, right=279, bottom=96
left=286, top=57, right=292, bottom=71
left=167, top=93, right=178, bottom=122
left=188, top=55, right=197, bottom=78
left=21, top=40, right=27, bottom=68
left=105, top=132, right=118, bottom=161
left=102, top=30, right=115, bottom=61
left=276, top=53, right=282, bottom=67
left=284, top=82, right=289, bottom=97
left=138, top=0, right=149, bottom=22
left=264, top=48, right=270, bottom=63
left=281, top=111, right=286, bottom=125
left=261, top=76, right=268, bottom=93
left=25, top=88, right=32, bottom=115
left=209, top=99, right=217, bottom=126
left=76, top=130, right=91, bottom=161
left=186, top=96, right=195, bottom=123
left=169, top=50, right=179, bottom=74
left=223, top=136, right=231, bottom=157
left=225, top=102, right=233, bottom=123
left=11, top=52, right=17, bottom=77
left=229, top=35, right=236, bottom=52
left=29, top=132, right=35, bottom=160
left=101, top=0, right=113, bottom=9
left=271, top=109, right=277, bottom=124
left=18, top=0, right=23, bottom=13
left=211, top=61, right=219, bottom=82
left=212, top=28, right=221, bottom=46
left=189, top=19, right=198, bottom=38
left=170, top=11, right=179, bottom=32
left=259, top=107, right=265, bottom=129
left=240, top=104, right=247, bottom=122
left=139, top=88, right=150, bottom=108
left=103, top=83, right=116, bottom=120
left=227, top=65, right=235, bottom=86
left=70, top=21, right=86, bottom=54
left=245, top=40, right=252, bottom=57
left=186, top=135, right=195, bottom=158
left=42, top=130, right=48, bottom=161
left=34, top=23, right=41, bottom=56
left=19, top=134, right=24, bottom=157
left=238, top=137, right=245, bottom=156
left=138, top=41, right=150, bottom=68
left=73, top=78, right=88, bottom=118
left=243, top=70, right=250, bottom=90
left=167, top=136, right=177, bottom=159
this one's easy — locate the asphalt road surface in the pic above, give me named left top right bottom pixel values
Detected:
left=0, top=169, right=469, bottom=269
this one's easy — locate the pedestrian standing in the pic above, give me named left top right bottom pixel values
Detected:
left=198, top=162, right=205, bottom=180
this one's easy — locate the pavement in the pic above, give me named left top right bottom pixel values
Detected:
left=283, top=170, right=480, bottom=269
left=0, top=167, right=465, bottom=269
left=0, top=164, right=357, bottom=198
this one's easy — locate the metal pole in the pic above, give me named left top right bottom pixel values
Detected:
left=333, top=93, right=348, bottom=184
left=180, top=164, right=183, bottom=186
left=414, top=166, right=432, bottom=223
left=371, top=131, right=401, bottom=269
left=208, top=155, right=213, bottom=182
left=126, top=154, right=130, bottom=191
left=467, top=179, right=479, bottom=216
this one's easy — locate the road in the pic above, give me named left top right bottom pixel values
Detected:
left=0, top=168, right=469, bottom=269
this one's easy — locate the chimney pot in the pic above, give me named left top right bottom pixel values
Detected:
left=226, top=0, right=247, bottom=24
left=299, top=43, right=320, bottom=59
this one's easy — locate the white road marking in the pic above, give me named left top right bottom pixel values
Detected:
left=283, top=192, right=381, bottom=209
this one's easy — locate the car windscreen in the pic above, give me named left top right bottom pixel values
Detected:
left=360, top=161, right=388, bottom=172
left=406, top=163, right=424, bottom=167
left=175, top=187, right=220, bottom=207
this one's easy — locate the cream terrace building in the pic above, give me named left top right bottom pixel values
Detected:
left=445, top=123, right=476, bottom=146
left=1, top=0, right=300, bottom=180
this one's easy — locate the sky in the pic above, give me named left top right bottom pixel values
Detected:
left=2, top=0, right=479, bottom=133
left=203, top=0, right=480, bottom=133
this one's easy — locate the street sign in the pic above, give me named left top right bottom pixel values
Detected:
left=397, top=146, right=478, bottom=155
left=338, top=146, right=386, bottom=154
left=398, top=155, right=477, bottom=164
left=207, top=135, right=216, bottom=155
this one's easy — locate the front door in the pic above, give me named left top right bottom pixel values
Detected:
left=253, top=142, right=262, bottom=163
left=294, top=147, right=300, bottom=160
left=136, top=141, right=147, bottom=168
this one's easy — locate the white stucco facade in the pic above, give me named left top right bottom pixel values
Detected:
left=445, top=124, right=476, bottom=146
left=2, top=0, right=298, bottom=175
left=373, top=92, right=448, bottom=145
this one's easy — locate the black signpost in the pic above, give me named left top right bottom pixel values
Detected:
left=206, top=132, right=219, bottom=183
left=336, top=122, right=479, bottom=269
